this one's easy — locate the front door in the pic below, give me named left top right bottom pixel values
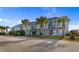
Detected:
left=32, top=30, right=36, bottom=35
left=49, top=30, right=53, bottom=36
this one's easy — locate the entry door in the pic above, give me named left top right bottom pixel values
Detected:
left=32, top=30, right=36, bottom=35
left=49, top=30, right=53, bottom=36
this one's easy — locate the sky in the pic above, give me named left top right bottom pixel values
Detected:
left=0, top=7, right=79, bottom=30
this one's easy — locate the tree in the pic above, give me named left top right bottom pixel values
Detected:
left=36, top=16, right=48, bottom=36
left=58, top=16, right=70, bottom=36
left=21, top=19, right=29, bottom=36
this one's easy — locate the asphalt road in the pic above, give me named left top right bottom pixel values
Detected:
left=0, top=35, right=79, bottom=52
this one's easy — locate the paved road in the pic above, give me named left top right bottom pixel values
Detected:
left=0, top=35, right=79, bottom=52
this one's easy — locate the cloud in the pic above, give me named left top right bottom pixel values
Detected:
left=69, top=24, right=79, bottom=31
left=16, top=20, right=21, bottom=24
left=0, top=18, right=13, bottom=27
left=51, top=8, right=56, bottom=16
left=0, top=18, right=10, bottom=23
left=41, top=7, right=57, bottom=17
left=0, top=18, right=3, bottom=22
left=0, top=18, right=22, bottom=27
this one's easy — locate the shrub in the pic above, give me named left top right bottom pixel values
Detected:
left=9, top=31, right=15, bottom=35
left=70, top=31, right=75, bottom=40
left=0, top=32, right=6, bottom=35
left=9, top=30, right=25, bottom=36
left=15, top=30, right=25, bottom=36
left=66, top=33, right=70, bottom=36
left=70, top=35, right=75, bottom=40
left=48, top=36, right=64, bottom=40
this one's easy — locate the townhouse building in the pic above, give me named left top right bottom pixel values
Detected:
left=10, top=16, right=69, bottom=36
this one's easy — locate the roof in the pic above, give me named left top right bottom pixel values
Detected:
left=14, top=24, right=22, bottom=27
left=48, top=17, right=58, bottom=20
left=48, top=16, right=70, bottom=22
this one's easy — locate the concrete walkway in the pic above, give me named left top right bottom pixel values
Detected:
left=0, top=36, right=79, bottom=52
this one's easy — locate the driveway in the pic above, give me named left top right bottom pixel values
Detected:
left=0, top=35, right=79, bottom=52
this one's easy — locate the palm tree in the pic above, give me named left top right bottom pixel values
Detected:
left=21, top=19, right=29, bottom=36
left=36, top=16, right=48, bottom=36
left=58, top=16, right=70, bottom=36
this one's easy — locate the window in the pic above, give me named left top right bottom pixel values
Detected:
left=58, top=29, right=62, bottom=34
left=53, top=30, right=56, bottom=35
left=45, top=30, right=49, bottom=35
left=58, top=23, right=62, bottom=27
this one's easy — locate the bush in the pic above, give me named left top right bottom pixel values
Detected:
left=70, top=35, right=75, bottom=40
left=9, top=30, right=25, bottom=36
left=15, top=30, right=25, bottom=36
left=0, top=32, right=6, bottom=35
left=9, top=31, right=15, bottom=35
left=48, top=36, right=64, bottom=40
left=66, top=33, right=70, bottom=36
left=70, top=31, right=75, bottom=40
